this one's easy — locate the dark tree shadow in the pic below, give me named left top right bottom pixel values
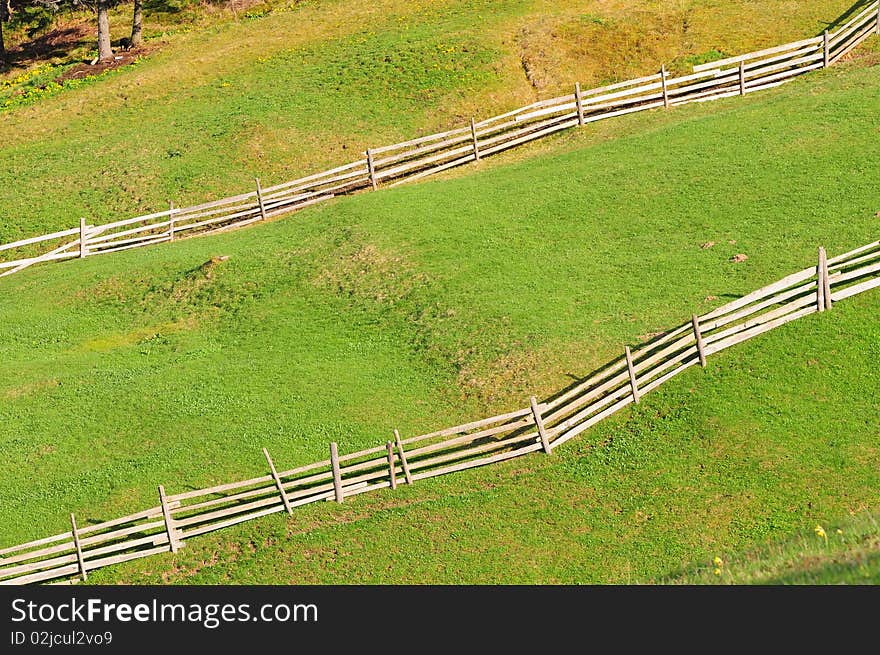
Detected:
left=0, top=25, right=91, bottom=72
left=819, top=0, right=875, bottom=32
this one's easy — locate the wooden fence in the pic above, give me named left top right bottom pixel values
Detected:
left=2, top=238, right=879, bottom=584
left=1, top=2, right=878, bottom=277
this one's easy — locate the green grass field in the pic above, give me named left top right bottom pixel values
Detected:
left=1, top=37, right=878, bottom=584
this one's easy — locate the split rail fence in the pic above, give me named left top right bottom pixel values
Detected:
left=1, top=237, right=879, bottom=584
left=1, top=2, right=878, bottom=277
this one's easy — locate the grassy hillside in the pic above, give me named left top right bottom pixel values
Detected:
left=1, top=56, right=878, bottom=583
left=0, top=0, right=875, bottom=243
left=662, top=510, right=880, bottom=584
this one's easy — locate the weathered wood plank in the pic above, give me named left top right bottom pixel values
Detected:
left=366, top=150, right=378, bottom=191
left=330, top=442, right=344, bottom=503
left=530, top=396, right=552, bottom=454
left=263, top=448, right=292, bottom=514
left=159, top=485, right=182, bottom=553
left=386, top=442, right=397, bottom=490
left=822, top=247, right=832, bottom=311
left=692, top=35, right=822, bottom=72
left=410, top=442, right=543, bottom=482
left=692, top=315, right=707, bottom=368
left=661, top=65, right=670, bottom=108
left=625, top=346, right=641, bottom=404
left=0, top=227, right=80, bottom=253
left=470, top=117, right=480, bottom=162
left=575, top=82, right=585, bottom=125
left=69, top=514, right=86, bottom=582
left=394, top=430, right=413, bottom=485
left=406, top=431, right=540, bottom=475
left=255, top=178, right=267, bottom=221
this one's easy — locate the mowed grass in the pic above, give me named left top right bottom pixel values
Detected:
left=0, top=58, right=878, bottom=582
left=0, top=0, right=871, bottom=242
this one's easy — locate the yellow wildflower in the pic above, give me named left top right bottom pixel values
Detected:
left=713, top=568, right=722, bottom=576
left=713, top=556, right=723, bottom=567
left=814, top=524, right=827, bottom=543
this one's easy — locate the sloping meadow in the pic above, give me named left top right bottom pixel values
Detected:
left=0, top=57, right=878, bottom=581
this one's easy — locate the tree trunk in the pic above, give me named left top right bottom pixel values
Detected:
left=130, top=0, right=143, bottom=48
left=0, top=1, right=6, bottom=62
left=97, top=0, right=113, bottom=62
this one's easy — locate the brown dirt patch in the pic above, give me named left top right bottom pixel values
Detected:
left=55, top=44, right=157, bottom=83
left=5, top=378, right=60, bottom=399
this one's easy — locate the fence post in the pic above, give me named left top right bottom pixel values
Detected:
left=823, top=30, right=830, bottom=68
left=820, top=246, right=832, bottom=311
left=660, top=65, right=670, bottom=109
left=817, top=247, right=827, bottom=312
left=529, top=396, right=552, bottom=454
left=394, top=429, right=413, bottom=485
left=366, top=149, right=378, bottom=191
left=330, top=442, right=344, bottom=503
left=575, top=82, right=585, bottom=126
left=168, top=201, right=176, bottom=242
left=69, top=513, right=87, bottom=582
left=470, top=117, right=481, bottom=162
left=625, top=346, right=641, bottom=404
left=692, top=314, right=707, bottom=368
left=263, top=447, right=292, bottom=514
left=255, top=178, right=267, bottom=221
left=158, top=485, right=182, bottom=553
left=739, top=61, right=746, bottom=96
left=386, top=441, right=397, bottom=490
left=79, top=217, right=88, bottom=259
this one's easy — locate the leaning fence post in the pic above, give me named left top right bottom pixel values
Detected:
left=691, top=315, right=708, bottom=368
left=330, top=442, right=344, bottom=503
left=386, top=441, right=397, bottom=490
left=263, top=447, right=292, bottom=514
left=823, top=30, right=830, bottom=68
left=660, top=65, right=670, bottom=109
left=366, top=149, right=378, bottom=191
left=255, top=178, right=267, bottom=221
left=575, top=82, right=585, bottom=126
left=168, top=201, right=176, bottom=242
left=470, top=117, right=481, bottom=162
left=819, top=246, right=832, bottom=311
left=529, top=396, right=552, bottom=454
left=625, top=346, right=641, bottom=404
left=158, top=484, right=182, bottom=553
left=394, top=429, right=413, bottom=485
left=817, top=247, right=827, bottom=312
left=739, top=61, right=746, bottom=96
left=70, top=513, right=87, bottom=582
left=79, top=217, right=88, bottom=259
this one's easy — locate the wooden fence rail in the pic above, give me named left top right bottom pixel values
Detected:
left=1, top=238, right=879, bottom=584
left=1, top=2, right=877, bottom=277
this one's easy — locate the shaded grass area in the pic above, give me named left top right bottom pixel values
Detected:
left=660, top=510, right=880, bottom=584
left=1, top=61, right=878, bottom=584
